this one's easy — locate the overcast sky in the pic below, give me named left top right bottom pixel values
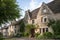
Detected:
left=17, top=0, right=53, bottom=18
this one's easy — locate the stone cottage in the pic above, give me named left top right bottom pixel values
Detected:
left=24, top=0, right=60, bottom=35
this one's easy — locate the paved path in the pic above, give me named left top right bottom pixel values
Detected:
left=5, top=38, right=59, bottom=40
left=5, top=38, right=36, bottom=40
left=15, top=38, right=36, bottom=40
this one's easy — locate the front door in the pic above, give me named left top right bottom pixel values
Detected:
left=30, top=28, right=35, bottom=37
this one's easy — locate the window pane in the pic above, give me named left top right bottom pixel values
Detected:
left=32, top=20, right=34, bottom=24
left=44, top=18, right=47, bottom=22
left=43, top=28, right=45, bottom=33
left=40, top=28, right=41, bottom=33
left=46, top=28, right=48, bottom=32
left=43, top=9, right=47, bottom=13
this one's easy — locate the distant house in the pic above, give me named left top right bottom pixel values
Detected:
left=1, top=26, right=8, bottom=37
left=1, top=20, right=21, bottom=37
left=24, top=0, right=60, bottom=35
left=8, top=20, right=20, bottom=37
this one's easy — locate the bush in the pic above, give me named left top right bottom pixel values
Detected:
left=55, top=35, right=60, bottom=39
left=37, top=35, right=44, bottom=39
left=0, top=32, right=3, bottom=40
left=43, top=32, right=54, bottom=38
left=37, top=32, right=54, bottom=39
left=35, top=33, right=40, bottom=38
left=24, top=32, right=30, bottom=37
left=15, top=32, right=25, bottom=37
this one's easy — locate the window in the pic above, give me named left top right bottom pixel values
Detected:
left=15, top=26, right=16, bottom=28
left=41, top=17, right=47, bottom=23
left=40, top=28, right=41, bottom=33
left=43, top=9, right=47, bottom=13
left=43, top=16, right=47, bottom=23
left=44, top=18, right=47, bottom=22
left=46, top=28, right=48, bottom=32
left=32, top=20, right=34, bottom=24
left=43, top=28, right=45, bottom=33
left=15, top=30, right=16, bottom=33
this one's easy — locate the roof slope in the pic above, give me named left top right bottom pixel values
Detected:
left=47, top=0, right=60, bottom=13
left=30, top=7, right=40, bottom=19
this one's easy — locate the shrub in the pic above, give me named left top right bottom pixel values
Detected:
left=43, top=32, right=54, bottom=38
left=37, top=35, right=44, bottom=39
left=24, top=32, right=30, bottom=37
left=37, top=32, right=54, bottom=39
left=0, top=32, right=3, bottom=40
left=35, top=33, right=40, bottom=38
left=55, top=35, right=60, bottom=39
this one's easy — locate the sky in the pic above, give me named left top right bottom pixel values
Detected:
left=17, top=0, right=53, bottom=18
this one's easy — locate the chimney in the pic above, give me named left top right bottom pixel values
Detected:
left=25, top=9, right=30, bottom=14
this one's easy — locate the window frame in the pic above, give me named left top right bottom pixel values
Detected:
left=32, top=20, right=34, bottom=24
left=41, top=16, right=47, bottom=23
left=43, top=28, right=45, bottom=33
left=46, top=28, right=48, bottom=32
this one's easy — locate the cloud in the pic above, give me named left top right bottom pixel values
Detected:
left=29, top=0, right=53, bottom=11
left=29, top=0, right=37, bottom=10
left=29, top=0, right=41, bottom=11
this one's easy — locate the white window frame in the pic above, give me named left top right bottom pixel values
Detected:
left=43, top=16, right=47, bottom=23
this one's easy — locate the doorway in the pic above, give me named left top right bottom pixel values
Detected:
left=30, top=28, right=35, bottom=37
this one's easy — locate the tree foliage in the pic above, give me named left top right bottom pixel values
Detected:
left=19, top=19, right=25, bottom=33
left=52, top=20, right=60, bottom=35
left=15, top=19, right=25, bottom=37
left=0, top=0, right=21, bottom=25
left=48, top=20, right=60, bottom=36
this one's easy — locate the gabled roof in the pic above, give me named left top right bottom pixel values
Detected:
left=27, top=0, right=60, bottom=19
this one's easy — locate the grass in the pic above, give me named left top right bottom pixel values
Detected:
left=4, top=38, right=16, bottom=40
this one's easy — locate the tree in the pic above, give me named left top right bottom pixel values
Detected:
left=48, top=20, right=60, bottom=38
left=19, top=19, right=25, bottom=33
left=15, top=19, right=25, bottom=37
left=0, top=0, right=21, bottom=25
left=52, top=20, right=60, bottom=35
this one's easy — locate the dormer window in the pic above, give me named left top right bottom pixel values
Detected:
left=44, top=18, right=47, bottom=22
left=43, top=17, right=47, bottom=23
left=41, top=16, right=47, bottom=23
